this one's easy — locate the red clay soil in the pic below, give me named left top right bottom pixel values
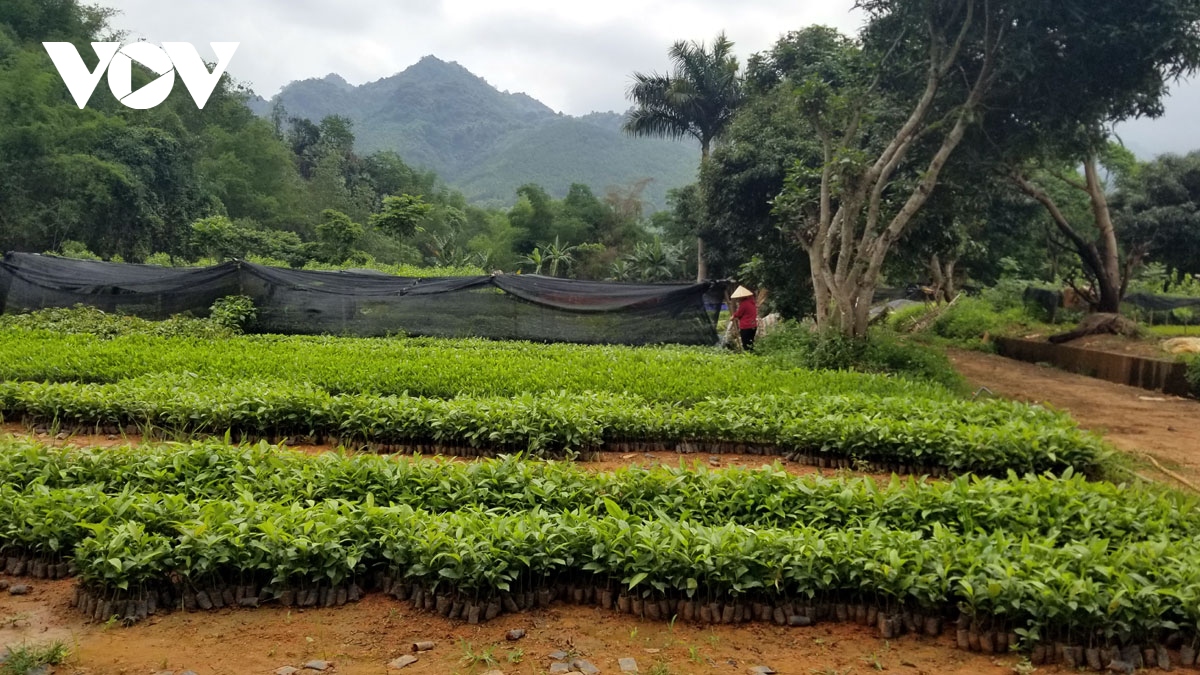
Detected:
left=949, top=348, right=1200, bottom=487
left=0, top=577, right=1029, bottom=675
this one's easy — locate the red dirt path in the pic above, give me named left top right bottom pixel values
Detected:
left=949, top=348, right=1200, bottom=487
left=0, top=578, right=1025, bottom=675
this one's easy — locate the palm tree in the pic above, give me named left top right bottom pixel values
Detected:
left=624, top=32, right=743, bottom=282
left=626, top=238, right=686, bottom=282
left=518, top=247, right=545, bottom=275
left=542, top=236, right=578, bottom=278
left=609, top=259, right=634, bottom=281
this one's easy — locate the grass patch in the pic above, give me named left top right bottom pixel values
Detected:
left=1148, top=324, right=1200, bottom=337
left=0, top=641, right=69, bottom=675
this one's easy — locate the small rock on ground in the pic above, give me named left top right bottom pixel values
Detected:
left=178, top=671, right=198, bottom=675
left=505, top=628, right=526, bottom=641
left=619, top=656, right=639, bottom=672
left=749, top=667, right=777, bottom=675
left=388, top=655, right=418, bottom=669
left=0, top=580, right=9, bottom=591
left=548, top=650, right=568, bottom=660
left=275, top=667, right=299, bottom=675
left=303, top=660, right=330, bottom=671
left=571, top=659, right=600, bottom=675
left=481, top=671, right=505, bottom=675
left=9, top=583, right=31, bottom=595
left=549, top=663, right=571, bottom=674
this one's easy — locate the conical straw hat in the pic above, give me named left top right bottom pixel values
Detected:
left=730, top=285, right=753, bottom=299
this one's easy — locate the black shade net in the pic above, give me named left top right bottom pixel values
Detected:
left=1024, top=285, right=1200, bottom=324
left=0, top=252, right=725, bottom=345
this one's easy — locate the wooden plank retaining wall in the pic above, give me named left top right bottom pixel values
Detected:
left=993, top=337, right=1191, bottom=396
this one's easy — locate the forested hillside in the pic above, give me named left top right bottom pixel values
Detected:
left=264, top=57, right=699, bottom=209
left=0, top=1, right=700, bottom=282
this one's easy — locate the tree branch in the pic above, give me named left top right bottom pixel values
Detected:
left=1013, top=172, right=1106, bottom=282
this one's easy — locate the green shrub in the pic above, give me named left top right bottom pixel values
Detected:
left=931, top=297, right=1004, bottom=341
left=886, top=303, right=935, bottom=332
left=865, top=331, right=965, bottom=391
left=142, top=252, right=175, bottom=267
left=46, top=240, right=102, bottom=261
left=209, top=295, right=256, bottom=332
left=0, top=306, right=235, bottom=339
left=757, top=322, right=963, bottom=390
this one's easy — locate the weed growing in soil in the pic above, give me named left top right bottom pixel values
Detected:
left=0, top=641, right=69, bottom=675
left=457, top=640, right=497, bottom=667
left=1011, top=658, right=1036, bottom=674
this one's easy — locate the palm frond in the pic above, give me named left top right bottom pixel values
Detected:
left=625, top=32, right=745, bottom=150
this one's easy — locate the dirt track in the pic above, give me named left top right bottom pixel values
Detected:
left=949, top=348, right=1200, bottom=487
left=0, top=579, right=1024, bottom=675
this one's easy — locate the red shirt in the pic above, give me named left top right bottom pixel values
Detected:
left=732, top=298, right=757, bottom=329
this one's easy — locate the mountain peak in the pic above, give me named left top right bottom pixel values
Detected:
left=321, top=73, right=351, bottom=88
left=258, top=57, right=698, bottom=210
left=407, top=54, right=470, bottom=75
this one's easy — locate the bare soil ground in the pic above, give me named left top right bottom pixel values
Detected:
left=949, top=348, right=1200, bottom=488
left=0, top=578, right=1025, bottom=675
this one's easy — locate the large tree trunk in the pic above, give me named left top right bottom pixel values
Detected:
left=1013, top=154, right=1126, bottom=314
left=928, top=253, right=958, bottom=303
left=1083, top=158, right=1123, bottom=313
left=795, top=2, right=994, bottom=338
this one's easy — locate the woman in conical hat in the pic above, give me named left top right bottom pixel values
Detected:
left=730, top=285, right=758, bottom=352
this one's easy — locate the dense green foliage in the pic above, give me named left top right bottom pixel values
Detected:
left=0, top=436, right=1195, bottom=653
left=755, top=322, right=964, bottom=390
left=1187, top=356, right=1200, bottom=397
left=0, top=305, right=239, bottom=339
left=1115, top=151, right=1200, bottom=280
left=0, top=328, right=946, bottom=402
left=0, top=2, right=693, bottom=281
left=0, top=440, right=1171, bottom=539
left=0, top=379, right=1101, bottom=473
left=0, top=326, right=1102, bottom=473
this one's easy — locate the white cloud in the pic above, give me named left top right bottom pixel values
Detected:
left=101, top=0, right=1199, bottom=157
left=103, top=0, right=864, bottom=111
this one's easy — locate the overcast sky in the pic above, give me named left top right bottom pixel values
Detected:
left=103, top=0, right=1199, bottom=159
